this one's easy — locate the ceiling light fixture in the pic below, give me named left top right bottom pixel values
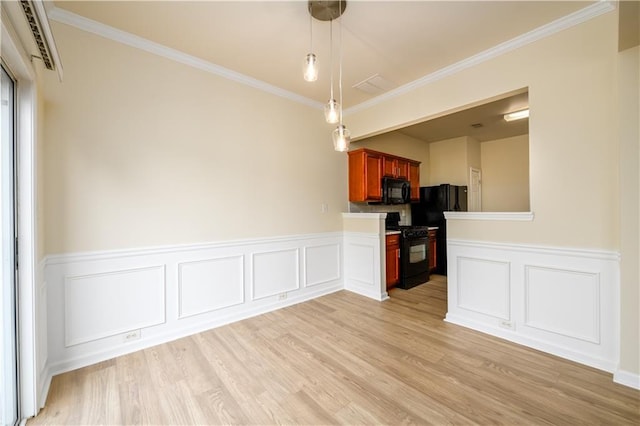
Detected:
left=306, top=0, right=350, bottom=152
left=504, top=109, right=530, bottom=122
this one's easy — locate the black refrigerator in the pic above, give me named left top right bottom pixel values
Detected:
left=411, top=184, right=467, bottom=275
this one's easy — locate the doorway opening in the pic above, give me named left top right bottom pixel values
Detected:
left=1, top=62, right=19, bottom=426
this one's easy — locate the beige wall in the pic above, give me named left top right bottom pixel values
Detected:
left=466, top=137, right=481, bottom=171
left=352, top=132, right=430, bottom=186
left=347, top=12, right=619, bottom=250
left=42, top=23, right=347, bottom=254
left=428, top=137, right=468, bottom=186
left=618, top=45, right=639, bottom=375
left=36, top=80, right=46, bottom=262
left=481, top=135, right=530, bottom=212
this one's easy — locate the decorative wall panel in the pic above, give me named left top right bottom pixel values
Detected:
left=525, top=266, right=600, bottom=343
left=252, top=249, right=300, bottom=300
left=457, top=257, right=510, bottom=320
left=64, top=266, right=165, bottom=346
left=304, top=244, right=340, bottom=287
left=178, top=256, right=244, bottom=318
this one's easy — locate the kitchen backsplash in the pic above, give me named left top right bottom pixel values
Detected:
left=348, top=202, right=412, bottom=226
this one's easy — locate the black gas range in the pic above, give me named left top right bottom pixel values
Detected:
left=386, top=225, right=430, bottom=239
left=385, top=213, right=430, bottom=289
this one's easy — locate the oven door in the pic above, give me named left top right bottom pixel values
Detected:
left=399, top=236, right=430, bottom=289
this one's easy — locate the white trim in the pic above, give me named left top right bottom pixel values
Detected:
left=342, top=212, right=387, bottom=219
left=445, top=313, right=617, bottom=372
left=48, top=282, right=343, bottom=378
left=446, top=239, right=620, bottom=374
left=45, top=231, right=343, bottom=265
left=47, top=7, right=322, bottom=110
left=1, top=10, right=40, bottom=420
left=43, top=232, right=344, bottom=378
left=448, top=238, right=620, bottom=261
left=47, top=2, right=615, bottom=115
left=613, top=369, right=640, bottom=390
left=445, top=211, right=534, bottom=221
left=344, top=0, right=616, bottom=116
left=31, top=0, right=64, bottom=81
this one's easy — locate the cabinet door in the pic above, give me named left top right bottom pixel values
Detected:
left=365, top=153, right=383, bottom=200
left=396, top=159, right=409, bottom=179
left=428, top=230, right=437, bottom=273
left=386, top=236, right=400, bottom=289
left=348, top=150, right=383, bottom=202
left=382, top=157, right=396, bottom=177
left=409, top=162, right=420, bottom=201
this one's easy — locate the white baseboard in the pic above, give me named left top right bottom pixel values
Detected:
left=446, top=239, right=620, bottom=374
left=46, top=282, right=342, bottom=376
left=614, top=369, right=640, bottom=390
left=38, top=232, right=634, bottom=405
left=44, top=232, right=344, bottom=378
left=445, top=313, right=616, bottom=372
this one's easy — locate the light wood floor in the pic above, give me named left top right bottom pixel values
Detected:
left=30, top=276, right=639, bottom=425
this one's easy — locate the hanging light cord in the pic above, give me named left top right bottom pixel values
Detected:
left=329, top=19, right=334, bottom=101
left=309, top=12, right=313, bottom=53
left=338, top=0, right=343, bottom=124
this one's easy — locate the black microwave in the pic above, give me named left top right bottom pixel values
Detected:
left=382, top=177, right=410, bottom=204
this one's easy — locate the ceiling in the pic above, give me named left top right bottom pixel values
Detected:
left=397, top=91, right=529, bottom=143
left=49, top=1, right=596, bottom=141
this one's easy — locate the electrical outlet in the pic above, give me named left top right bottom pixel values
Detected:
left=321, top=203, right=329, bottom=213
left=123, top=329, right=141, bottom=342
left=499, top=320, right=514, bottom=330
left=278, top=293, right=287, bottom=300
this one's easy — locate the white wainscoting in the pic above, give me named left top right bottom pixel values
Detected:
left=343, top=232, right=387, bottom=301
left=44, top=233, right=343, bottom=377
left=446, top=239, right=619, bottom=372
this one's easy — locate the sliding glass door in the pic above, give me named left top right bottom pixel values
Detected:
left=1, top=63, right=19, bottom=426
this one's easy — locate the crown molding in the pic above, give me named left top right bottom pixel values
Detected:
left=48, top=1, right=615, bottom=115
left=344, top=0, right=616, bottom=116
left=47, top=7, right=324, bottom=110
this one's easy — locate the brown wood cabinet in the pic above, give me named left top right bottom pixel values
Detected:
left=348, top=148, right=420, bottom=203
left=385, top=233, right=400, bottom=289
left=409, top=162, right=420, bottom=201
left=348, top=149, right=383, bottom=202
left=383, top=157, right=409, bottom=179
left=428, top=229, right=437, bottom=273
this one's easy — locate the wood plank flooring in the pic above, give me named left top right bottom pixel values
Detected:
left=29, top=275, right=640, bottom=425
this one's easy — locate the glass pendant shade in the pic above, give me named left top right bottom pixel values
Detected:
left=332, top=124, right=351, bottom=152
left=324, top=99, right=340, bottom=124
left=303, top=53, right=318, bottom=82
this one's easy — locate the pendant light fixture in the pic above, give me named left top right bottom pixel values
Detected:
left=324, top=19, right=339, bottom=124
left=332, top=0, right=350, bottom=152
left=303, top=13, right=318, bottom=82
left=306, top=0, right=350, bottom=152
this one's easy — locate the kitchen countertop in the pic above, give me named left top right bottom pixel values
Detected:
left=385, top=230, right=401, bottom=235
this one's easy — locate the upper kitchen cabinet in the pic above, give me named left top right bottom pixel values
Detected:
left=348, top=149, right=383, bottom=202
left=409, top=162, right=420, bottom=201
left=348, top=148, right=420, bottom=203
left=383, top=157, right=409, bottom=179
